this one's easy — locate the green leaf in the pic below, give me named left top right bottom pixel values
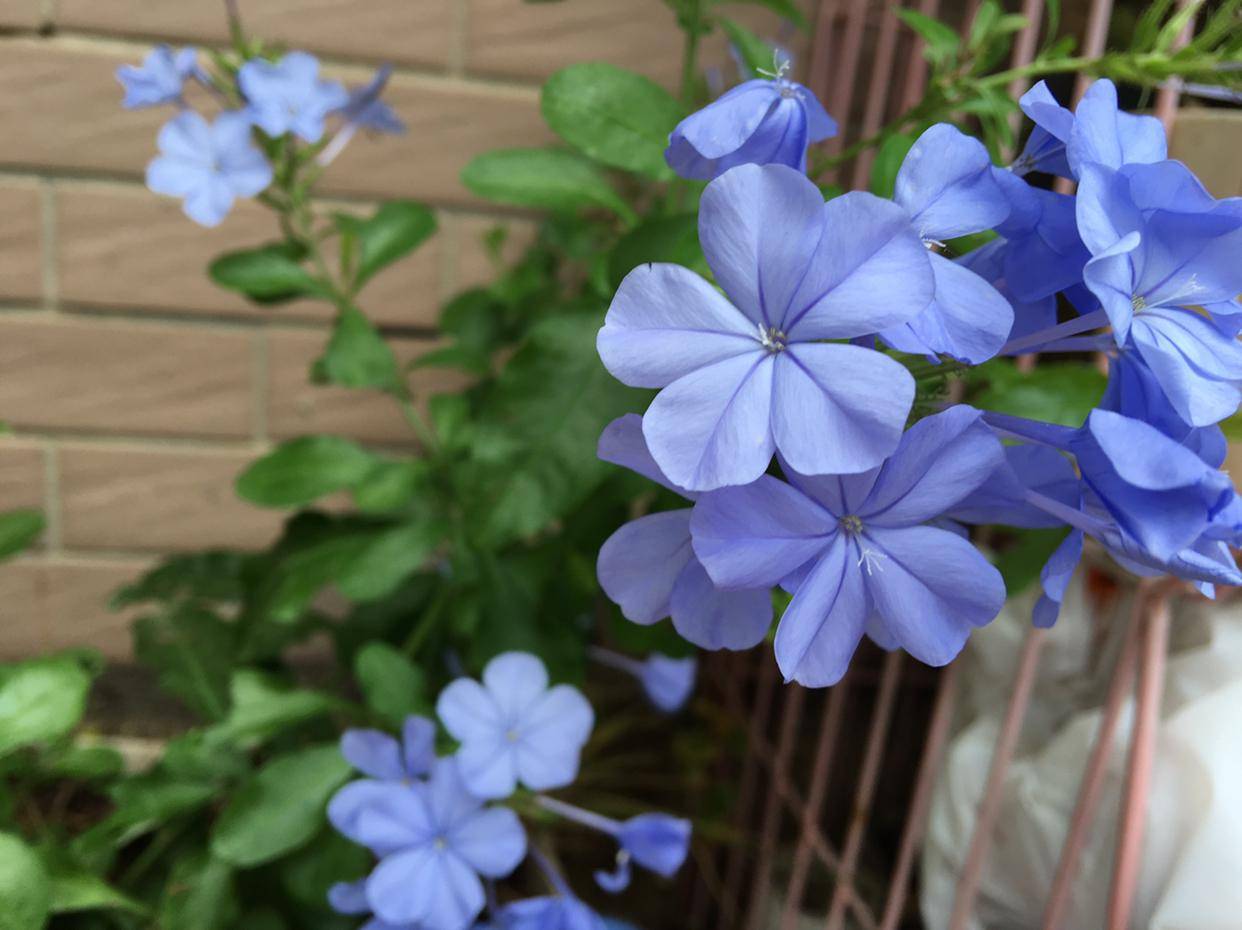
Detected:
left=159, top=854, right=237, bottom=930
left=211, top=744, right=353, bottom=868
left=352, top=459, right=430, bottom=513
left=0, top=510, right=43, bottom=562
left=0, top=655, right=93, bottom=757
left=717, top=17, right=780, bottom=77
left=335, top=520, right=443, bottom=602
left=998, top=528, right=1071, bottom=595
left=39, top=744, right=124, bottom=781
left=237, top=436, right=376, bottom=508
left=278, top=829, right=370, bottom=915
left=0, top=833, right=50, bottom=930
left=316, top=306, right=402, bottom=392
left=714, top=0, right=808, bottom=30
left=354, top=642, right=429, bottom=725
left=48, top=872, right=148, bottom=917
left=255, top=533, right=367, bottom=622
left=209, top=243, right=327, bottom=305
left=869, top=133, right=917, bottom=198
left=336, top=201, right=437, bottom=289
left=970, top=360, right=1107, bottom=428
left=541, top=63, right=682, bottom=179
left=462, top=148, right=636, bottom=223
left=607, top=214, right=707, bottom=289
left=133, top=608, right=234, bottom=721
left=896, top=9, right=961, bottom=68
left=110, top=551, right=249, bottom=609
left=209, top=670, right=336, bottom=747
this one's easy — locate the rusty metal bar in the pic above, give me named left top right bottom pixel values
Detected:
left=850, top=1, right=905, bottom=189
left=900, top=0, right=941, bottom=109
left=1154, top=0, right=1197, bottom=128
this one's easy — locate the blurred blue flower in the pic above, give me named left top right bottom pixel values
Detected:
left=596, top=415, right=772, bottom=651
left=436, top=652, right=593, bottom=800
left=145, top=111, right=272, bottom=227
left=329, top=758, right=527, bottom=930
left=339, top=65, right=406, bottom=135
left=341, top=716, right=435, bottom=782
left=691, top=406, right=1006, bottom=686
left=990, top=168, right=1090, bottom=302
left=588, top=645, right=698, bottom=713
left=665, top=70, right=836, bottom=180
left=877, top=123, right=1015, bottom=364
left=598, top=163, right=934, bottom=491
left=117, top=45, right=199, bottom=108
left=239, top=51, right=348, bottom=142
left=499, top=896, right=606, bottom=930
left=327, top=879, right=417, bottom=930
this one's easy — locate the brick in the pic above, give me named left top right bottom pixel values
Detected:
left=0, top=316, right=254, bottom=438
left=465, top=0, right=803, bottom=85
left=452, top=212, right=538, bottom=293
left=60, top=444, right=283, bottom=552
left=267, top=329, right=470, bottom=443
left=0, top=0, right=40, bottom=28
left=56, top=182, right=442, bottom=327
left=0, top=557, right=150, bottom=660
left=57, top=0, right=456, bottom=70
left=0, top=41, right=550, bottom=207
left=0, top=180, right=42, bottom=302
left=1171, top=108, right=1242, bottom=197
left=0, top=440, right=46, bottom=550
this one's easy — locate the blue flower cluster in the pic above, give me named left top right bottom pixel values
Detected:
left=597, top=74, right=1242, bottom=686
left=327, top=652, right=692, bottom=930
left=117, top=47, right=404, bottom=226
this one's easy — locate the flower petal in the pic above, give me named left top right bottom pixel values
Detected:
left=402, top=716, right=436, bottom=778
left=1132, top=308, right=1242, bottom=427
left=328, top=879, right=370, bottom=916
left=448, top=806, right=527, bottom=878
left=367, top=847, right=484, bottom=929
left=674, top=80, right=779, bottom=159
left=597, top=414, right=686, bottom=497
left=436, top=678, right=502, bottom=743
left=329, top=780, right=430, bottom=854
left=772, top=344, right=914, bottom=475
left=893, top=123, right=1010, bottom=240
left=482, top=652, right=549, bottom=715
left=597, top=510, right=695, bottom=626
left=340, top=729, right=406, bottom=781
left=669, top=558, right=773, bottom=650
left=1067, top=79, right=1166, bottom=176
left=514, top=684, right=595, bottom=792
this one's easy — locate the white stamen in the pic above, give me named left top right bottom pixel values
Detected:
left=857, top=547, right=888, bottom=576
left=757, top=323, right=788, bottom=353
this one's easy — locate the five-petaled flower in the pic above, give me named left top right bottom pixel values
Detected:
left=239, top=51, right=349, bottom=143
left=117, top=45, right=200, bottom=109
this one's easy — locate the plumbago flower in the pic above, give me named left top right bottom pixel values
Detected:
left=665, top=58, right=837, bottom=179
left=589, top=645, right=698, bottom=713
left=598, top=163, right=934, bottom=490
left=691, top=406, right=1006, bottom=686
left=117, top=45, right=200, bottom=108
left=239, top=50, right=349, bottom=142
left=595, top=414, right=772, bottom=650
left=436, top=651, right=594, bottom=799
left=145, top=111, right=273, bottom=226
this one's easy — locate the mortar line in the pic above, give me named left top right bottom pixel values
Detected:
left=252, top=327, right=270, bottom=445
left=41, top=441, right=62, bottom=552
left=39, top=179, right=59, bottom=312
left=449, top=0, right=468, bottom=77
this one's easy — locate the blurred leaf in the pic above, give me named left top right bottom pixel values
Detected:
left=717, top=17, right=779, bottom=77
left=0, top=833, right=49, bottom=930
left=714, top=0, right=807, bottom=30
left=0, top=654, right=93, bottom=757
left=998, top=527, right=1069, bottom=595
left=462, top=148, right=636, bottom=222
left=0, top=510, right=43, bottom=562
left=159, top=854, right=237, bottom=930
left=39, top=744, right=124, bottom=781
left=896, top=9, right=960, bottom=68
left=111, top=551, right=249, bottom=609
left=316, top=306, right=402, bottom=392
left=542, top=63, right=682, bottom=179
left=133, top=608, right=234, bottom=721
left=869, top=132, right=917, bottom=198
left=334, top=520, right=444, bottom=602
left=211, top=744, right=352, bottom=868
left=49, top=872, right=148, bottom=917
left=352, top=460, right=430, bottom=513
left=209, top=243, right=327, bottom=305
left=237, top=436, right=376, bottom=508
left=278, top=829, right=370, bottom=915
left=209, top=670, right=336, bottom=747
left=608, top=214, right=707, bottom=289
left=970, top=360, right=1106, bottom=428
left=335, top=201, right=437, bottom=289
left=354, top=642, right=429, bottom=726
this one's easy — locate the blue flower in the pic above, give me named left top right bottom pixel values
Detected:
left=329, top=758, right=527, bottom=930
left=876, top=123, right=1015, bottom=363
left=990, top=169, right=1090, bottom=302
left=691, top=406, right=1007, bottom=686
left=589, top=645, right=698, bottom=712
left=665, top=72, right=837, bottom=180
left=436, top=652, right=594, bottom=800
left=117, top=45, right=199, bottom=108
left=145, top=111, right=273, bottom=227
left=596, top=415, right=772, bottom=650
left=239, top=51, right=349, bottom=142
left=341, top=716, right=436, bottom=782
left=1076, top=159, right=1242, bottom=426
left=328, top=879, right=417, bottom=930
left=338, top=65, right=406, bottom=135
left=598, top=163, right=934, bottom=491
left=499, top=896, right=606, bottom=930
left=953, top=239, right=1057, bottom=344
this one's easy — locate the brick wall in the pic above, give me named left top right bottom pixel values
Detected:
left=0, top=0, right=799, bottom=658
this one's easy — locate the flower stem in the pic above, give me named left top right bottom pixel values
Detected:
left=535, top=794, right=622, bottom=837
left=587, top=645, right=644, bottom=677
left=1000, top=308, right=1110, bottom=356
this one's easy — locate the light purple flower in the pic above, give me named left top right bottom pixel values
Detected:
left=596, top=415, right=772, bottom=650
left=338, top=65, right=406, bottom=135
left=145, top=111, right=272, bottom=226
left=598, top=163, right=934, bottom=491
left=500, top=897, right=606, bottom=930
left=117, top=45, right=199, bottom=108
left=327, top=879, right=417, bottom=930
left=341, top=716, right=436, bottom=782
left=239, top=51, right=349, bottom=142
left=691, top=406, right=1007, bottom=686
left=436, top=652, right=593, bottom=800
left=588, top=646, right=697, bottom=713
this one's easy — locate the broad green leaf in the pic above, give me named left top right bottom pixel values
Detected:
left=0, top=655, right=93, bottom=757
left=209, top=243, right=327, bottom=305
left=998, top=527, right=1071, bottom=594
left=970, top=361, right=1106, bottom=429
left=718, top=17, right=780, bottom=78
left=49, top=872, right=148, bottom=916
left=237, top=436, right=376, bottom=508
left=462, top=149, right=636, bottom=223
left=714, top=0, right=808, bottom=30
left=895, top=9, right=961, bottom=68
left=869, top=132, right=917, bottom=198
left=541, top=63, right=682, bottom=179
left=133, top=608, right=234, bottom=721
left=607, top=214, right=707, bottom=289
left=159, top=854, right=237, bottom=930
left=335, top=520, right=444, bottom=602
left=315, top=306, right=402, bottom=392
left=254, top=533, right=368, bottom=622
left=279, top=829, right=370, bottom=914
left=110, top=551, right=249, bottom=609
left=352, top=459, right=430, bottom=513
left=209, top=670, right=336, bottom=747
left=336, top=201, right=437, bottom=289
left=0, top=510, right=43, bottom=562
left=0, top=833, right=49, bottom=930
left=211, top=744, right=353, bottom=868
left=354, top=642, right=428, bottom=725
left=40, top=744, right=124, bottom=781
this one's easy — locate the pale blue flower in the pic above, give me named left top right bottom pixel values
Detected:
left=239, top=51, right=349, bottom=142
left=117, top=45, right=199, bottom=108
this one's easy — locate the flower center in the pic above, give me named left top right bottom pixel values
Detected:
left=433, top=836, right=448, bottom=850
left=758, top=324, right=788, bottom=354
left=1131, top=293, right=1147, bottom=312
left=839, top=514, right=863, bottom=534
left=505, top=728, right=520, bottom=743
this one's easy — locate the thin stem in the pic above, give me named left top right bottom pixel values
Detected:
left=587, top=645, right=645, bottom=677
left=528, top=846, right=575, bottom=899
left=535, top=794, right=622, bottom=836
left=677, top=0, right=702, bottom=110
left=1024, top=489, right=1112, bottom=539
left=1000, top=308, right=1110, bottom=356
